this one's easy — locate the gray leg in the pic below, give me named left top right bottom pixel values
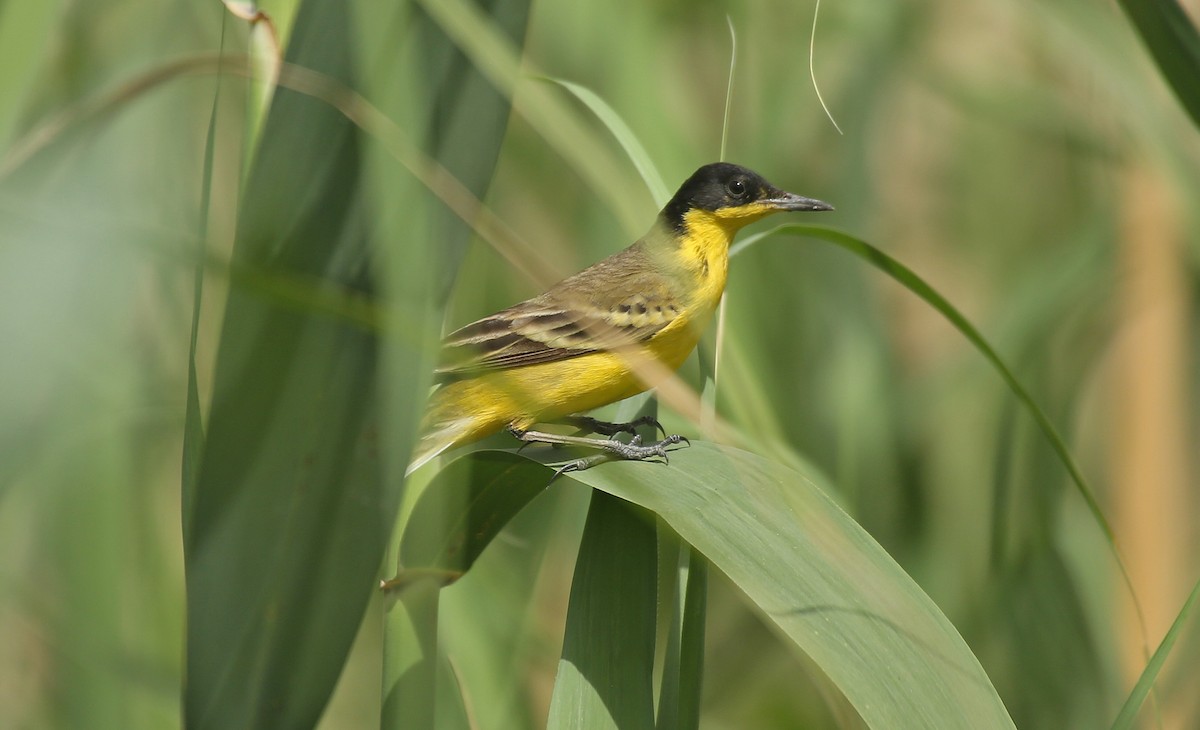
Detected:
left=508, top=426, right=688, bottom=476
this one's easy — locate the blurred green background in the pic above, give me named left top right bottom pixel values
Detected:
left=1, top=0, right=1197, bottom=727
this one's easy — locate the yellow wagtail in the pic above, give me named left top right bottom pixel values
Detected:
left=407, top=162, right=832, bottom=475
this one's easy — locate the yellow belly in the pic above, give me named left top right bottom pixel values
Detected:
left=429, top=305, right=711, bottom=447
left=426, top=211, right=735, bottom=451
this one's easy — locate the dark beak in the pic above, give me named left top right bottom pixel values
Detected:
left=764, top=190, right=834, bottom=212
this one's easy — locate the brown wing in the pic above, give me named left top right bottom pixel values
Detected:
left=435, top=242, right=686, bottom=378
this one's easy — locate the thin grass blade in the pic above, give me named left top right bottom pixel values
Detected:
left=1111, top=576, right=1200, bottom=729
left=1117, top=0, right=1200, bottom=129
left=539, top=76, right=670, bottom=207
left=735, top=224, right=1128, bottom=574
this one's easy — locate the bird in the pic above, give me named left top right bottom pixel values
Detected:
left=406, top=162, right=832, bottom=476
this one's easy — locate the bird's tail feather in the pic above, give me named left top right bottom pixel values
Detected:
left=405, top=415, right=479, bottom=476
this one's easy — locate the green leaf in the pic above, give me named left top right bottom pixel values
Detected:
left=415, top=0, right=654, bottom=234
left=182, top=9, right=230, bottom=552
left=655, top=542, right=706, bottom=730
left=1117, top=0, right=1200, bottom=129
left=382, top=580, right=441, bottom=730
left=733, top=224, right=1120, bottom=565
left=359, top=0, right=533, bottom=726
left=397, top=453, right=552, bottom=579
left=426, top=446, right=1015, bottom=729
left=675, top=552, right=706, bottom=730
left=547, top=490, right=659, bottom=730
left=539, top=76, right=670, bottom=207
left=1111, top=576, right=1200, bottom=729
left=182, top=3, right=386, bottom=728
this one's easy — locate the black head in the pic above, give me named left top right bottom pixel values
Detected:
left=661, top=162, right=832, bottom=233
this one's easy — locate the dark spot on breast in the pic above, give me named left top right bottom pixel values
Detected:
left=655, top=305, right=662, bottom=313
left=618, top=303, right=632, bottom=314
left=634, top=302, right=647, bottom=314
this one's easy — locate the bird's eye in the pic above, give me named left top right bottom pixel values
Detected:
left=726, top=178, right=747, bottom=197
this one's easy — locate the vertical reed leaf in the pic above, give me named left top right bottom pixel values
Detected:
left=183, top=3, right=384, bottom=727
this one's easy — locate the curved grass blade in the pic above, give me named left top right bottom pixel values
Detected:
left=422, top=446, right=1015, bottom=728
left=1111, top=576, right=1200, bottom=729
left=720, top=16, right=737, bottom=162
left=732, top=223, right=1146, bottom=630
left=414, top=0, right=654, bottom=234
left=538, top=77, right=670, bottom=207
left=1116, top=0, right=1200, bottom=129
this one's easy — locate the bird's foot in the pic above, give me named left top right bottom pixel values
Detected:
left=510, top=425, right=690, bottom=480
left=547, top=433, right=691, bottom=481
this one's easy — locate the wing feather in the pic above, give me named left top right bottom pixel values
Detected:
left=435, top=242, right=687, bottom=378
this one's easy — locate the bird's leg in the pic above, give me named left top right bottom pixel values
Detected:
left=507, top=425, right=688, bottom=472
left=560, top=414, right=667, bottom=439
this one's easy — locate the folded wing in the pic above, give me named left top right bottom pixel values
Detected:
left=436, top=244, right=685, bottom=378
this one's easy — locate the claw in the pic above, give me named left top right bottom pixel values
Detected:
left=637, top=416, right=668, bottom=438
left=549, top=460, right=582, bottom=484
left=549, top=454, right=610, bottom=483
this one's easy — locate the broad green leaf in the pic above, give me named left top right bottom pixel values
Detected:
left=183, top=3, right=386, bottom=727
left=357, top=0, right=533, bottom=727
left=1117, top=0, right=1200, bottom=129
left=425, top=446, right=1015, bottom=729
left=382, top=580, right=440, bottom=730
left=397, top=453, right=551, bottom=580
left=435, top=484, right=583, bottom=730
left=547, top=490, right=658, bottom=730
left=573, top=444, right=1013, bottom=729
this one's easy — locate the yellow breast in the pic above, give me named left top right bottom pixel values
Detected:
left=426, top=208, right=748, bottom=444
